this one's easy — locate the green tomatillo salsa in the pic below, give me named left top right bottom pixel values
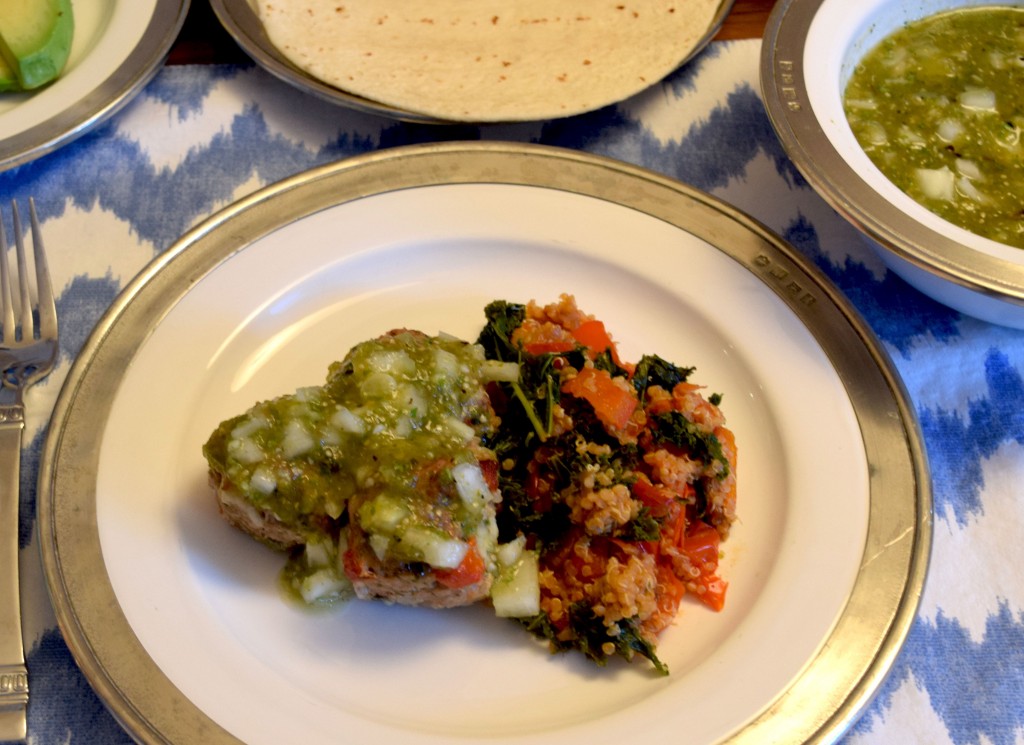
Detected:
left=203, top=330, right=517, bottom=604
left=843, top=7, right=1024, bottom=248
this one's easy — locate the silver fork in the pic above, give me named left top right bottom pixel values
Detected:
left=0, top=199, right=57, bottom=743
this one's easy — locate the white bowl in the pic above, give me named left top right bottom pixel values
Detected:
left=761, top=0, right=1024, bottom=328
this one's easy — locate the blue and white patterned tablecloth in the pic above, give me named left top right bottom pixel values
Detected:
left=7, top=39, right=1024, bottom=744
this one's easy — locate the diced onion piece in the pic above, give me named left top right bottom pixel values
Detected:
left=354, top=464, right=374, bottom=487
left=294, top=386, right=319, bottom=403
left=249, top=465, right=277, bottom=494
left=959, top=88, right=996, bottom=112
left=369, top=534, right=390, bottom=561
left=281, top=419, right=315, bottom=459
left=898, top=125, right=926, bottom=147
left=228, top=436, right=265, bottom=465
left=496, top=535, right=526, bottom=567
left=304, top=538, right=332, bottom=568
left=392, top=416, right=413, bottom=438
left=360, top=371, right=397, bottom=398
left=324, top=499, right=344, bottom=520
left=956, top=176, right=987, bottom=203
left=476, top=519, right=499, bottom=573
left=360, top=493, right=410, bottom=535
left=432, top=348, right=460, bottom=379
left=445, top=416, right=475, bottom=442
left=402, top=527, right=468, bottom=569
left=956, top=159, right=982, bottom=180
left=331, top=406, right=366, bottom=435
left=451, top=462, right=491, bottom=508
left=491, top=550, right=540, bottom=618
left=299, top=569, right=350, bottom=604
left=231, top=414, right=267, bottom=439
left=937, top=118, right=964, bottom=143
left=845, top=98, right=878, bottom=111
left=481, top=360, right=520, bottom=383
left=915, top=166, right=955, bottom=201
left=860, top=121, right=888, bottom=147
left=367, top=350, right=416, bottom=376
left=397, top=384, right=427, bottom=417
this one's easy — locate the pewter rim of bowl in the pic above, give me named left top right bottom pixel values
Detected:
left=760, top=0, right=1024, bottom=308
left=0, top=0, right=190, bottom=174
left=209, top=0, right=736, bottom=124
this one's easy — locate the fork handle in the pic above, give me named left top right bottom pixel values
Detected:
left=0, top=405, right=28, bottom=740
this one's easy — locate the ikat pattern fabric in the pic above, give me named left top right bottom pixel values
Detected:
left=9, top=40, right=1023, bottom=744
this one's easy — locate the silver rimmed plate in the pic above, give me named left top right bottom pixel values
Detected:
left=0, top=0, right=188, bottom=173
left=209, top=0, right=735, bottom=123
left=39, top=142, right=930, bottom=744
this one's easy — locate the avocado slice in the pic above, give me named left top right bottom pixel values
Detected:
left=0, top=0, right=74, bottom=90
left=0, top=54, right=20, bottom=92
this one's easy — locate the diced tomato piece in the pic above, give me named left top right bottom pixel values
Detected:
left=572, top=319, right=630, bottom=367
left=632, top=477, right=676, bottom=508
left=682, top=521, right=727, bottom=611
left=683, top=521, right=721, bottom=567
left=571, top=319, right=612, bottom=350
left=434, top=539, right=486, bottom=589
left=696, top=576, right=728, bottom=612
left=479, top=457, right=500, bottom=492
left=561, top=367, right=638, bottom=431
left=514, top=320, right=577, bottom=356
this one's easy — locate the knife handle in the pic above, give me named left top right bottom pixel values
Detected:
left=0, top=405, right=27, bottom=742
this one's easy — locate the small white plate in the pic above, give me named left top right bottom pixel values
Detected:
left=0, top=0, right=188, bottom=173
left=39, top=143, right=930, bottom=744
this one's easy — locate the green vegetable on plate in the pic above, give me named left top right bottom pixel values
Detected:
left=0, top=0, right=74, bottom=91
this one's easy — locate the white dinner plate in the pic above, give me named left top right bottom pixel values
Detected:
left=0, top=0, right=188, bottom=173
left=39, top=142, right=930, bottom=744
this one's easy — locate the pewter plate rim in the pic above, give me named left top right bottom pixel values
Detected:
left=38, top=142, right=930, bottom=744
left=0, top=0, right=190, bottom=174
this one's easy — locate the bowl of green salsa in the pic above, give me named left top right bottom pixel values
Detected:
left=761, top=0, right=1024, bottom=328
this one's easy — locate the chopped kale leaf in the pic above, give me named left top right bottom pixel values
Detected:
left=649, top=411, right=729, bottom=477
left=632, top=354, right=695, bottom=400
left=617, top=506, right=661, bottom=542
left=518, top=605, right=668, bottom=675
left=477, top=300, right=527, bottom=362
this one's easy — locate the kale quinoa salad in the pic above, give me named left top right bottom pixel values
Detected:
left=203, top=294, right=737, bottom=674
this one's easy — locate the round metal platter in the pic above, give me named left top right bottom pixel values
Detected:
left=38, top=142, right=930, bottom=744
left=0, top=0, right=190, bottom=174
left=209, top=0, right=736, bottom=124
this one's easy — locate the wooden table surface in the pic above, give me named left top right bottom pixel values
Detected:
left=168, top=0, right=779, bottom=65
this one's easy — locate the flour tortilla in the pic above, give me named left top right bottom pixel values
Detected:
left=256, top=0, right=723, bottom=122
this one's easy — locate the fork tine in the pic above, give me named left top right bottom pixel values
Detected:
left=28, top=199, right=56, bottom=340
left=0, top=208, right=13, bottom=340
left=10, top=201, right=33, bottom=340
